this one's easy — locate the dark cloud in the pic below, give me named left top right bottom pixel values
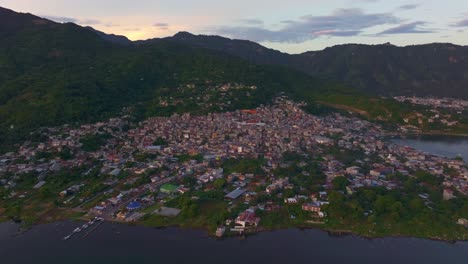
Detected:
left=212, top=8, right=401, bottom=43
left=377, top=21, right=435, bottom=35
left=154, top=23, right=169, bottom=30
left=398, top=4, right=419, bottom=10
left=452, top=18, right=468, bottom=27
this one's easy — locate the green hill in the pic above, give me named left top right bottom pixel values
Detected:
left=155, top=32, right=468, bottom=99
left=0, top=7, right=351, bottom=151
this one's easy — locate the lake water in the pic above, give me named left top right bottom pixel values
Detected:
left=391, top=135, right=468, bottom=160
left=0, top=221, right=466, bottom=264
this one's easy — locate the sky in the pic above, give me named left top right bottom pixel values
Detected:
left=1, top=0, right=468, bottom=53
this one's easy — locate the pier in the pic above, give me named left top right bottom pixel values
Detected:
left=63, top=217, right=104, bottom=241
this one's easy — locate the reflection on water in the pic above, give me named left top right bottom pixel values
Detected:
left=391, top=135, right=468, bottom=160
left=0, top=221, right=466, bottom=264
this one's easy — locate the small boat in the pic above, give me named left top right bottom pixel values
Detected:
left=82, top=224, right=88, bottom=229
left=73, top=228, right=82, bottom=233
left=63, top=235, right=71, bottom=240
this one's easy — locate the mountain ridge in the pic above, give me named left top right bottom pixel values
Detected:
left=5, top=3, right=466, bottom=99
left=0, top=6, right=349, bottom=151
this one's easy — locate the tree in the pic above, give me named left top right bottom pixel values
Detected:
left=39, top=186, right=53, bottom=199
left=213, top=178, right=226, bottom=190
left=332, top=176, right=349, bottom=191
left=153, top=137, right=168, bottom=146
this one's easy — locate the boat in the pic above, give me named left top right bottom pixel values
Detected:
left=82, top=224, right=88, bottom=229
left=73, top=228, right=82, bottom=233
left=63, top=235, right=71, bottom=240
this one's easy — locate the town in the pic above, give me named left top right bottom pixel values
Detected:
left=0, top=96, right=467, bottom=238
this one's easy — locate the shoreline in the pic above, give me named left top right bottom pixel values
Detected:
left=3, top=217, right=466, bottom=243
left=388, top=131, right=468, bottom=138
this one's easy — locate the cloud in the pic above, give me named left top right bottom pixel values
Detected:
left=43, top=15, right=100, bottom=25
left=377, top=21, right=435, bottom=35
left=123, top=28, right=141, bottom=32
left=212, top=8, right=401, bottom=43
left=398, top=4, right=419, bottom=10
left=452, top=18, right=468, bottom=27
left=238, top=19, right=264, bottom=25
left=154, top=22, right=169, bottom=30
left=313, top=29, right=363, bottom=37
left=43, top=15, right=78, bottom=23
left=79, top=19, right=101, bottom=25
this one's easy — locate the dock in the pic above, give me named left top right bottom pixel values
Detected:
left=63, top=217, right=104, bottom=241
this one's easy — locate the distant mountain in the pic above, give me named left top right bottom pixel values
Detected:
left=0, top=6, right=343, bottom=151
left=136, top=32, right=293, bottom=66
left=297, top=43, right=468, bottom=98
left=85, top=27, right=132, bottom=46
left=1, top=5, right=466, bottom=151
left=141, top=32, right=468, bottom=99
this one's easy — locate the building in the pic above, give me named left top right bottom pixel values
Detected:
left=127, top=201, right=142, bottom=211
left=33, top=181, right=46, bottom=189
left=160, top=184, right=178, bottom=194
left=284, top=198, right=298, bottom=204
left=235, top=209, right=260, bottom=228
left=346, top=166, right=360, bottom=176
left=302, top=202, right=322, bottom=212
left=225, top=188, right=245, bottom=200
left=443, top=188, right=455, bottom=200
left=457, top=218, right=468, bottom=228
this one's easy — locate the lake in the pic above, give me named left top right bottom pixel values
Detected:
left=391, top=135, right=468, bottom=160
left=0, top=221, right=466, bottom=264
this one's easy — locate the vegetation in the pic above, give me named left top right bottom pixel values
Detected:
left=324, top=179, right=468, bottom=240
left=80, top=133, right=112, bottom=152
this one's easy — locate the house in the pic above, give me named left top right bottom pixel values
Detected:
left=109, top=168, right=121, bottom=177
left=346, top=166, right=360, bottom=176
left=33, top=181, right=46, bottom=189
left=284, top=198, right=298, bottom=204
left=117, top=211, right=128, bottom=220
left=90, top=206, right=105, bottom=215
left=319, top=191, right=328, bottom=200
left=225, top=188, right=245, bottom=200
left=302, top=202, right=322, bottom=212
left=443, top=188, right=455, bottom=200
left=315, top=136, right=332, bottom=145
left=457, top=218, right=468, bottom=228
left=235, top=209, right=260, bottom=228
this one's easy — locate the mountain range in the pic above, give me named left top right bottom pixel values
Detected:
left=98, top=30, right=468, bottom=99
left=0, top=6, right=468, bottom=150
left=0, top=6, right=347, bottom=150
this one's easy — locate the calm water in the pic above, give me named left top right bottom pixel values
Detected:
left=391, top=135, right=468, bottom=160
left=0, top=221, right=466, bottom=264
